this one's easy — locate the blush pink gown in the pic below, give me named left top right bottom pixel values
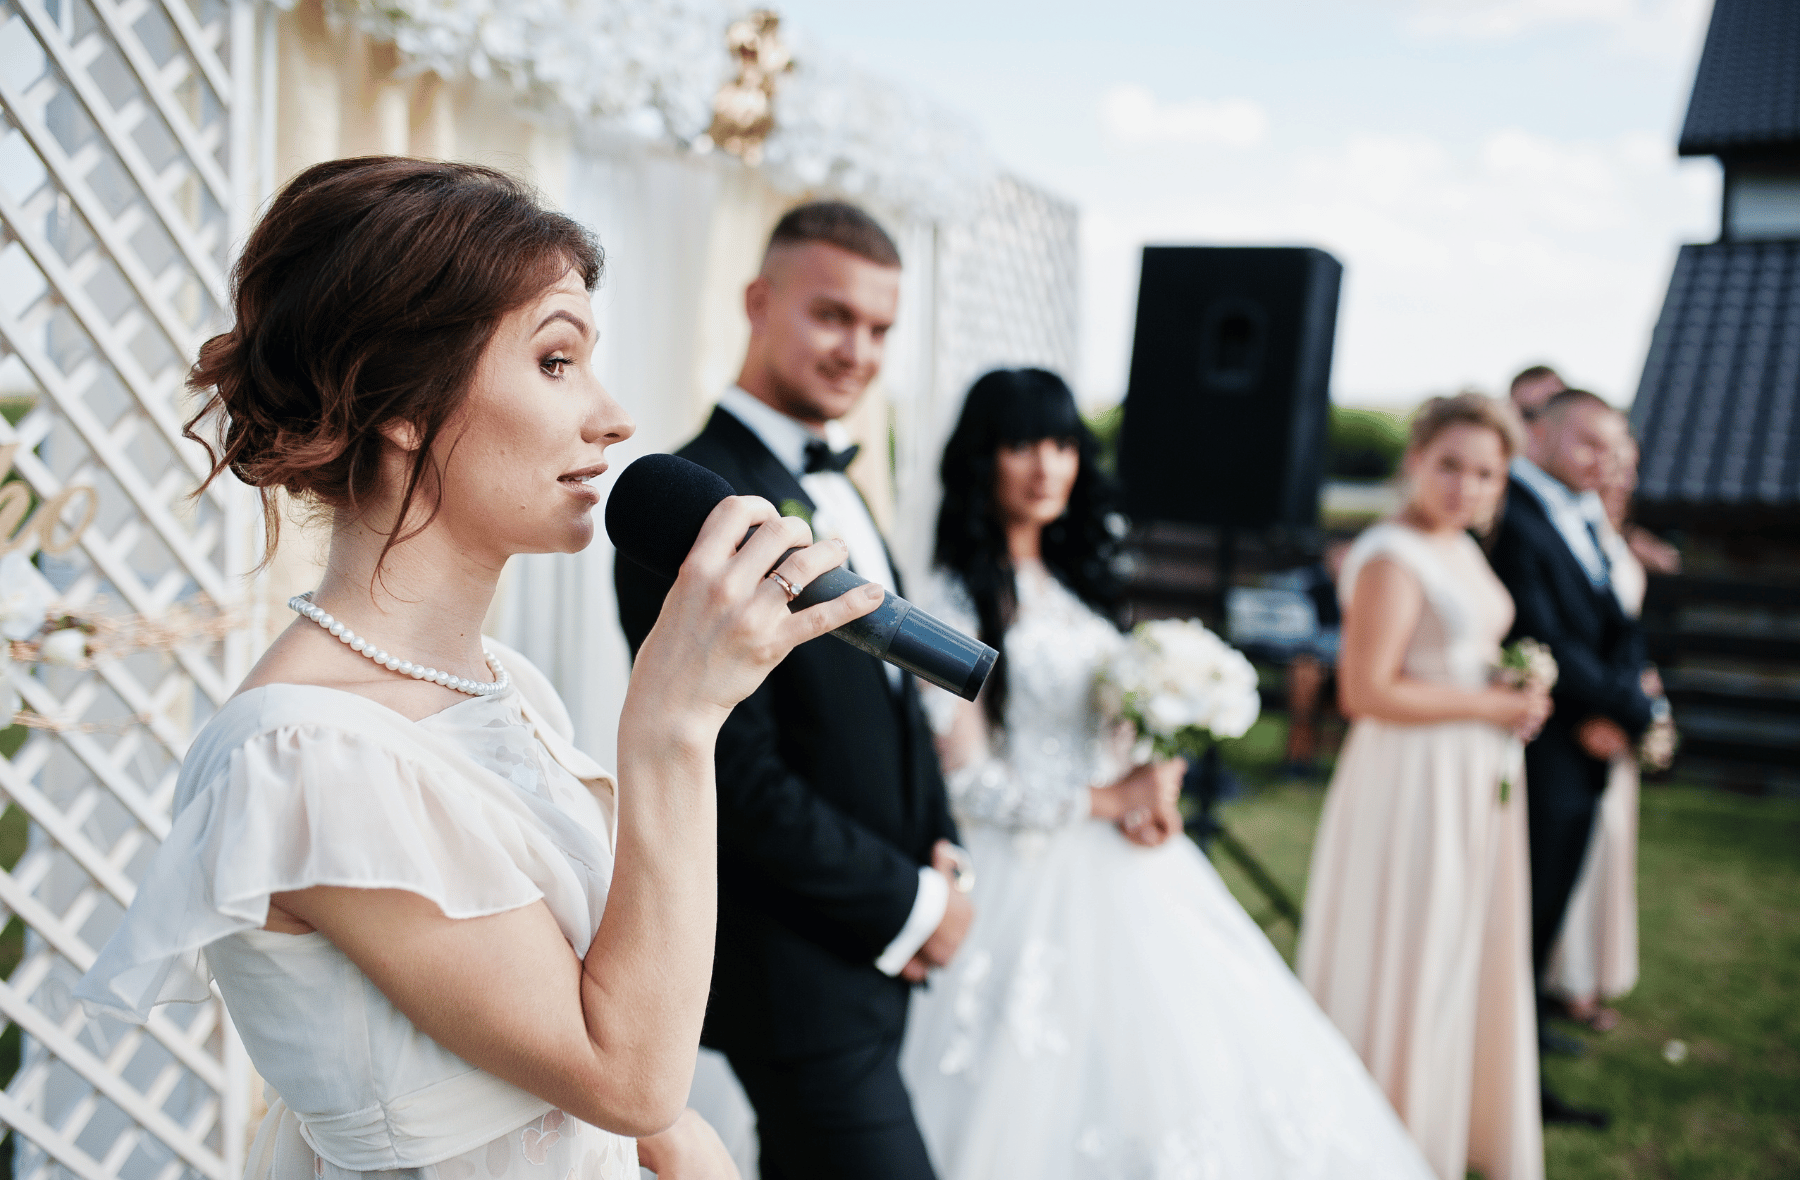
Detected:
left=1297, top=523, right=1544, bottom=1180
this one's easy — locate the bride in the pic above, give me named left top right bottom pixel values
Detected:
left=899, top=368, right=1434, bottom=1179
left=76, top=158, right=878, bottom=1180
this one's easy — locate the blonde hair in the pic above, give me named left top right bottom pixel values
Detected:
left=1404, top=391, right=1521, bottom=538
left=1408, top=391, right=1523, bottom=460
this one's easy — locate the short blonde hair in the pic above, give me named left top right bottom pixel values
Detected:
left=1408, top=391, right=1523, bottom=460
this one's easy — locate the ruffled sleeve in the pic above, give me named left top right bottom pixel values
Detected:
left=76, top=689, right=600, bottom=1023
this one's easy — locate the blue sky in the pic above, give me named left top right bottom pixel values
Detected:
left=773, top=0, right=1720, bottom=409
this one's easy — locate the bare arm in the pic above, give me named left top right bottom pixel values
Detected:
left=273, top=498, right=882, bottom=1139
left=1337, top=557, right=1547, bottom=735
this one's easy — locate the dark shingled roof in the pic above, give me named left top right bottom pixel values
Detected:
left=1632, top=240, right=1800, bottom=507
left=1677, top=0, right=1800, bottom=158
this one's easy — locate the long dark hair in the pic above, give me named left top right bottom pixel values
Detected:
left=934, top=368, right=1120, bottom=728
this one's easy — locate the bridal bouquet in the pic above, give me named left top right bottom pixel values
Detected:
left=1641, top=697, right=1678, bottom=773
left=1096, top=618, right=1261, bottom=760
left=1494, top=638, right=1559, bottom=804
left=1495, top=637, right=1559, bottom=695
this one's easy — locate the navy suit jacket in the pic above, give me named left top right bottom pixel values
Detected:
left=1488, top=475, right=1652, bottom=764
left=613, top=408, right=957, bottom=1060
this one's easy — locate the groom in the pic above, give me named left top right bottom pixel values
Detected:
left=1489, top=386, right=1651, bottom=1124
left=615, top=202, right=968, bottom=1179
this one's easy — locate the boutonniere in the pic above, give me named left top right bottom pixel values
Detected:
left=777, top=498, right=812, bottom=527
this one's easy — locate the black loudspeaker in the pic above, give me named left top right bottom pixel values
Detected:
left=1119, top=246, right=1342, bottom=529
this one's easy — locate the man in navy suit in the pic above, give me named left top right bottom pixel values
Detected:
left=1489, top=387, right=1652, bottom=1125
left=616, top=203, right=967, bottom=1179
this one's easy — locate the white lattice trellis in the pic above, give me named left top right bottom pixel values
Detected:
left=0, top=0, right=259, bottom=1178
left=889, top=173, right=1082, bottom=575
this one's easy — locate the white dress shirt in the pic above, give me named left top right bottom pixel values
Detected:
left=1511, top=457, right=1611, bottom=589
left=716, top=386, right=948, bottom=976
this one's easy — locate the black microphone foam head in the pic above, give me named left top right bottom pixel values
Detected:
left=605, top=453, right=737, bottom=579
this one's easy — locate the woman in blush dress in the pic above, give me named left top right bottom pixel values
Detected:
left=75, top=159, right=882, bottom=1180
left=1297, top=393, right=1553, bottom=1180
left=900, top=369, right=1435, bottom=1180
left=1545, top=432, right=1652, bottom=1029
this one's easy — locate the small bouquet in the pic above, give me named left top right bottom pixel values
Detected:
left=1096, top=618, right=1261, bottom=761
left=1493, top=637, right=1559, bottom=804
left=1641, top=697, right=1678, bottom=773
left=1495, top=637, right=1559, bottom=695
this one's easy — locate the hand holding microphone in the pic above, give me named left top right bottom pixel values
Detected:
left=621, top=492, right=884, bottom=728
left=608, top=454, right=998, bottom=702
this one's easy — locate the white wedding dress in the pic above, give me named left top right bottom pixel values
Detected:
left=900, top=561, right=1434, bottom=1180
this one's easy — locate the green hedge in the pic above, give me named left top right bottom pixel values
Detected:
left=1326, top=405, right=1407, bottom=481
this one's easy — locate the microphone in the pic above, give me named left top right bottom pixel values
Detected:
left=606, top=453, right=998, bottom=702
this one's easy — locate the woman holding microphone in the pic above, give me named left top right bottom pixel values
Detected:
left=78, top=158, right=879, bottom=1180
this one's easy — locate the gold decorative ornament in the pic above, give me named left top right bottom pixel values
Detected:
left=707, top=9, right=792, bottom=165
left=0, top=443, right=99, bottom=556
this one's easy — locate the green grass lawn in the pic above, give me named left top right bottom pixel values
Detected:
left=1202, top=717, right=1800, bottom=1179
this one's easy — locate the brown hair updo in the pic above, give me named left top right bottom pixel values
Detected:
left=1407, top=390, right=1523, bottom=460
left=185, top=156, right=603, bottom=568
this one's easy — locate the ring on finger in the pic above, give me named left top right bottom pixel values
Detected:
left=765, top=569, right=802, bottom=602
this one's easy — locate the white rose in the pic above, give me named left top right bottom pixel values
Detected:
left=0, top=552, right=54, bottom=641
left=40, top=628, right=87, bottom=667
left=1211, top=690, right=1261, bottom=740
left=1144, top=692, right=1192, bottom=736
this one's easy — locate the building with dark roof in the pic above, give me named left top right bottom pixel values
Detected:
left=1632, top=0, right=1800, bottom=792
left=1633, top=0, right=1800, bottom=529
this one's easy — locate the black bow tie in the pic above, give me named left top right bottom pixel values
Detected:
left=804, top=439, right=860, bottom=475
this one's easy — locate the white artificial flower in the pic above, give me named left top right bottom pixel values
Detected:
left=40, top=628, right=86, bottom=667
left=1143, top=693, right=1192, bottom=737
left=1210, top=692, right=1261, bottom=741
left=327, top=0, right=992, bottom=221
left=0, top=552, right=54, bottom=641
left=1097, top=617, right=1261, bottom=749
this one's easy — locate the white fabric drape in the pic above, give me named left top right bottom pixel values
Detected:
left=490, top=145, right=729, bottom=767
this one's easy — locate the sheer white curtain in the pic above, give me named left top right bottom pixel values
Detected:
left=489, top=144, right=728, bottom=768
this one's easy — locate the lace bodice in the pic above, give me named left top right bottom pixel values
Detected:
left=1338, top=523, right=1514, bottom=690
left=919, top=562, right=1126, bottom=832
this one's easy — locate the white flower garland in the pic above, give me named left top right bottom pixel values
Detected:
left=761, top=51, right=990, bottom=222
left=315, top=0, right=992, bottom=220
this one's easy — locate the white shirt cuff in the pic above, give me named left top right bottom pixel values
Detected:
left=874, top=866, right=949, bottom=976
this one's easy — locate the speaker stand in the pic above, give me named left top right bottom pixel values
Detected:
left=1183, top=744, right=1302, bottom=931
left=1214, top=525, right=1237, bottom=625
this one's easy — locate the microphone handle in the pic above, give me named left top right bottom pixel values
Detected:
left=784, top=559, right=996, bottom=702
left=790, top=565, right=906, bottom=653
left=764, top=539, right=906, bottom=656
left=748, top=533, right=997, bottom=701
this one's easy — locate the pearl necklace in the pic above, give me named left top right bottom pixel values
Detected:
left=288, top=592, right=510, bottom=698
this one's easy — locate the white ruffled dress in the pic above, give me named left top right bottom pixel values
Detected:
left=76, top=642, right=640, bottom=1180
left=900, top=563, right=1435, bottom=1180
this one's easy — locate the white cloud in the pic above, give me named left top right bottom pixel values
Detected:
left=1100, top=84, right=1268, bottom=148
left=1404, top=0, right=1710, bottom=59
left=1075, top=121, right=1719, bottom=409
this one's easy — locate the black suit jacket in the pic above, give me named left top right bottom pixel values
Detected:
left=1488, top=474, right=1652, bottom=773
left=614, top=407, right=958, bottom=1060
